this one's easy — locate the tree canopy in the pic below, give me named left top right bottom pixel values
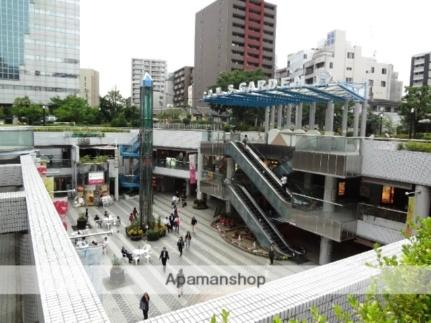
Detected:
left=12, top=96, right=44, bottom=125
left=400, top=86, right=431, bottom=138
left=51, top=96, right=97, bottom=124
left=210, top=69, right=268, bottom=130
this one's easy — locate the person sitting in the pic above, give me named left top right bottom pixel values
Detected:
left=104, top=210, right=109, bottom=218
left=91, top=240, right=98, bottom=246
left=121, top=246, right=128, bottom=257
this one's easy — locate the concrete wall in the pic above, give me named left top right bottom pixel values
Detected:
left=0, top=192, right=27, bottom=234
left=0, top=165, right=22, bottom=187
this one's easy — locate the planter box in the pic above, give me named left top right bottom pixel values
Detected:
left=110, top=267, right=125, bottom=284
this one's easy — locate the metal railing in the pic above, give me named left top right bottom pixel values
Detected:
left=42, top=158, right=72, bottom=168
left=155, top=158, right=190, bottom=170
left=295, top=135, right=361, bottom=154
left=153, top=122, right=224, bottom=130
left=357, top=203, right=407, bottom=223
left=0, top=128, right=34, bottom=151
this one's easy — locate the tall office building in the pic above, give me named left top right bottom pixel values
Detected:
left=79, top=69, right=100, bottom=107
left=174, top=66, right=193, bottom=107
left=194, top=0, right=277, bottom=107
left=131, top=58, right=167, bottom=110
left=0, top=0, right=80, bottom=106
left=410, top=52, right=431, bottom=87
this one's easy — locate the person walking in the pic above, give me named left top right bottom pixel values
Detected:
left=132, top=207, right=138, bottom=218
left=280, top=174, right=288, bottom=192
left=269, top=244, right=275, bottom=265
left=169, top=213, right=175, bottom=232
left=242, top=134, right=248, bottom=147
left=159, top=247, right=169, bottom=272
left=139, top=292, right=150, bottom=320
left=176, top=269, right=185, bottom=298
left=102, top=236, right=108, bottom=255
left=191, top=216, right=197, bottom=233
left=177, top=236, right=184, bottom=256
left=164, top=216, right=171, bottom=233
left=185, top=231, right=192, bottom=249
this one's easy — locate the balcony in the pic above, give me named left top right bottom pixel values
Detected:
left=357, top=203, right=407, bottom=223
left=292, top=135, right=361, bottom=178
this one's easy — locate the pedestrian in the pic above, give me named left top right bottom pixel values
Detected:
left=280, top=174, right=288, bottom=191
left=164, top=216, right=171, bottom=233
left=185, top=231, right=191, bottom=249
left=85, top=208, right=88, bottom=218
left=173, top=205, right=178, bottom=218
left=176, top=269, right=185, bottom=298
left=242, top=134, right=248, bottom=147
left=104, top=210, right=109, bottom=218
left=102, top=236, right=108, bottom=255
left=132, top=207, right=138, bottom=219
left=181, top=193, right=187, bottom=207
left=159, top=247, right=169, bottom=272
left=269, top=244, right=275, bottom=265
left=191, top=216, right=197, bottom=233
left=129, top=213, right=135, bottom=224
left=171, top=194, right=177, bottom=207
left=174, top=215, right=180, bottom=233
left=169, top=213, right=175, bottom=232
left=177, top=236, right=184, bottom=256
left=139, top=292, right=150, bottom=320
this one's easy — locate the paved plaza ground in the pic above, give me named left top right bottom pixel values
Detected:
left=67, top=194, right=313, bottom=322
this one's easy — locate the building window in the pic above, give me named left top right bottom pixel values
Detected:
left=369, top=80, right=374, bottom=86
left=338, top=182, right=346, bottom=197
left=382, top=68, right=387, bottom=74
left=346, top=67, right=352, bottom=71
left=381, top=186, right=395, bottom=204
left=347, top=52, right=355, bottom=59
left=346, top=77, right=353, bottom=82
left=371, top=67, right=375, bottom=73
left=329, top=62, right=333, bottom=69
left=381, top=81, right=386, bottom=87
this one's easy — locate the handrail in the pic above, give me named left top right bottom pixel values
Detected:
left=238, top=184, right=294, bottom=256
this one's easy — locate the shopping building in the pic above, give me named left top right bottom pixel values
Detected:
left=0, top=0, right=80, bottom=106
left=193, top=0, right=276, bottom=107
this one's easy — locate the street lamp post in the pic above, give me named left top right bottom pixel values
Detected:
left=409, top=108, right=415, bottom=139
left=43, top=105, right=48, bottom=126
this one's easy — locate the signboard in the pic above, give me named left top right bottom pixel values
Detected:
left=189, top=154, right=197, bottom=184
left=88, top=172, right=104, bottom=185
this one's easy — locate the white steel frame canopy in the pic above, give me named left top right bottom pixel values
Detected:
left=203, top=82, right=366, bottom=108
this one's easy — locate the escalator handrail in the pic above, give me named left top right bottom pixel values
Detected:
left=236, top=142, right=294, bottom=199
left=237, top=184, right=295, bottom=256
left=229, top=142, right=289, bottom=203
left=227, top=184, right=275, bottom=246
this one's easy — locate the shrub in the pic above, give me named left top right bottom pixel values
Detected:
left=399, top=142, right=431, bottom=153
left=126, top=225, right=144, bottom=237
left=146, top=229, right=160, bottom=241
left=193, top=199, right=208, bottom=210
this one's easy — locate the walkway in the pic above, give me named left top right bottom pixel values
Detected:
left=67, top=194, right=312, bottom=322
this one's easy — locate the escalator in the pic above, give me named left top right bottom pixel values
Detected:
left=225, top=141, right=295, bottom=219
left=227, top=183, right=300, bottom=257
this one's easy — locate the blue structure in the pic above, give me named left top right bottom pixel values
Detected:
left=119, top=137, right=140, bottom=189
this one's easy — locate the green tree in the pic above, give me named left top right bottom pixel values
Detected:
left=110, top=112, right=128, bottom=127
left=123, top=105, right=140, bottom=127
left=99, top=89, right=126, bottom=123
left=52, top=96, right=94, bottom=124
left=211, top=69, right=267, bottom=129
left=400, top=86, right=431, bottom=138
left=11, top=96, right=44, bottom=125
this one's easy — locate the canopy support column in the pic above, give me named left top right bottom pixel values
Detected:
left=309, top=102, right=316, bottom=130
left=341, top=100, right=349, bottom=136
left=325, top=101, right=334, bottom=134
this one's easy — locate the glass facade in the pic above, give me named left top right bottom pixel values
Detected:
left=0, top=0, right=80, bottom=105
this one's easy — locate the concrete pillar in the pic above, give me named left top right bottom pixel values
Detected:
left=114, top=169, right=119, bottom=201
left=277, top=105, right=283, bottom=129
left=319, top=237, right=332, bottom=265
left=323, top=176, right=336, bottom=213
left=196, top=148, right=203, bottom=200
left=286, top=104, right=292, bottom=129
left=309, top=102, right=316, bottom=130
left=353, top=102, right=361, bottom=137
left=341, top=101, right=349, bottom=136
left=225, top=158, right=235, bottom=214
left=264, top=106, right=270, bottom=143
left=360, top=102, right=368, bottom=137
left=324, top=101, right=334, bottom=134
left=415, top=185, right=430, bottom=219
left=295, top=103, right=303, bottom=129
left=270, top=106, right=276, bottom=129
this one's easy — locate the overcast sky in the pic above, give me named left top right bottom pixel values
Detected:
left=80, top=0, right=430, bottom=97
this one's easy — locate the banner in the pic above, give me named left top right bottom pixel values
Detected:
left=88, top=172, right=104, bottom=185
left=189, top=154, right=197, bottom=184
left=404, top=196, right=416, bottom=237
left=43, top=177, right=54, bottom=199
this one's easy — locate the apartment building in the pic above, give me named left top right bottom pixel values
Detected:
left=410, top=52, right=431, bottom=87
left=193, top=0, right=277, bottom=107
left=79, top=69, right=100, bottom=107
left=131, top=58, right=167, bottom=110
left=173, top=66, right=193, bottom=107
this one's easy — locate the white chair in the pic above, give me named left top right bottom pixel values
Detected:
left=144, top=252, right=151, bottom=263
left=133, top=255, right=140, bottom=265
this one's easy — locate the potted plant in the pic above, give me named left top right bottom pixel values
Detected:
left=193, top=199, right=208, bottom=210
left=77, top=213, right=88, bottom=230
left=110, top=255, right=125, bottom=285
left=126, top=224, right=144, bottom=241
left=146, top=229, right=160, bottom=241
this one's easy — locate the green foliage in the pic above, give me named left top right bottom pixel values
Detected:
left=211, top=69, right=267, bottom=128
left=99, top=89, right=126, bottom=123
left=146, top=229, right=160, bottom=241
left=79, top=155, right=109, bottom=164
left=400, top=86, right=431, bottom=138
left=398, top=142, right=431, bottom=153
left=111, top=112, right=128, bottom=127
left=51, top=96, right=96, bottom=124
left=12, top=96, right=44, bottom=125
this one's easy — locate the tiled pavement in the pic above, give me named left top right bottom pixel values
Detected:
left=67, top=194, right=312, bottom=322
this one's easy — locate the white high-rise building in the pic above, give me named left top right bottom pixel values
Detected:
left=299, top=30, right=402, bottom=101
left=286, top=49, right=315, bottom=84
left=0, top=0, right=80, bottom=105
left=131, top=58, right=167, bottom=109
